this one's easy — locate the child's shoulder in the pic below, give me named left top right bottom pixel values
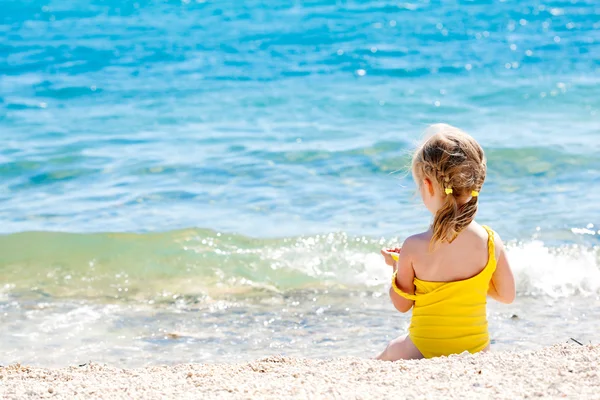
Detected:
left=477, top=223, right=504, bottom=244
left=485, top=226, right=506, bottom=258
left=402, top=231, right=432, bottom=255
left=474, top=223, right=506, bottom=260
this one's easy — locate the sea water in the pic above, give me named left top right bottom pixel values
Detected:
left=1, top=0, right=599, bottom=367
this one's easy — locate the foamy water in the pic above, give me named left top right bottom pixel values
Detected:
left=1, top=230, right=599, bottom=366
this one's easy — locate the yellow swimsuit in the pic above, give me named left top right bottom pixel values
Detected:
left=392, top=226, right=496, bottom=358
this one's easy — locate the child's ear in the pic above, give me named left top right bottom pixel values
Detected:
left=423, top=178, right=435, bottom=196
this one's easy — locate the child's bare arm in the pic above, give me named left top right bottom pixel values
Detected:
left=487, top=279, right=503, bottom=302
left=388, top=239, right=416, bottom=313
left=488, top=233, right=516, bottom=304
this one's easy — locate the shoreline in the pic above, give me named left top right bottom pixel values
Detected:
left=2, top=344, right=598, bottom=399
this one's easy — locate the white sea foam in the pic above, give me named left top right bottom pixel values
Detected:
left=266, top=237, right=600, bottom=298
left=507, top=241, right=600, bottom=297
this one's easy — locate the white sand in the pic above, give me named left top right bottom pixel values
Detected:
left=1, top=344, right=598, bottom=399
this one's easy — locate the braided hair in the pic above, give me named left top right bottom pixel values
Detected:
left=412, top=124, right=487, bottom=247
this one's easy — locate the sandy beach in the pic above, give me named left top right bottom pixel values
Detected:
left=2, top=344, right=598, bottom=399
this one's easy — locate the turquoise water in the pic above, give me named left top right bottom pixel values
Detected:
left=1, top=0, right=600, bottom=366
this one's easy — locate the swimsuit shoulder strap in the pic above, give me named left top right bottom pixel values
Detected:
left=481, top=225, right=497, bottom=265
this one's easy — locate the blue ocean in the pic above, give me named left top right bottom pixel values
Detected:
left=1, top=0, right=599, bottom=367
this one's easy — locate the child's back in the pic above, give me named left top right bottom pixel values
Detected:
left=395, top=223, right=499, bottom=358
left=409, top=223, right=492, bottom=283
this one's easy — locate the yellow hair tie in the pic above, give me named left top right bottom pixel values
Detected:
left=471, top=190, right=479, bottom=197
left=444, top=187, right=453, bottom=195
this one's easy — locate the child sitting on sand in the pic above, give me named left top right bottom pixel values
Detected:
left=377, top=124, right=515, bottom=360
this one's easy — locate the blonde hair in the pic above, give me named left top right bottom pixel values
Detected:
left=412, top=124, right=487, bottom=247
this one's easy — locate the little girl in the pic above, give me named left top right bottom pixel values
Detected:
left=377, top=124, right=515, bottom=361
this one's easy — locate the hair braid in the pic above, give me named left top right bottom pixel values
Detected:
left=412, top=124, right=487, bottom=248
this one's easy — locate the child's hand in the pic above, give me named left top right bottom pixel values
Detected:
left=381, top=248, right=401, bottom=266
